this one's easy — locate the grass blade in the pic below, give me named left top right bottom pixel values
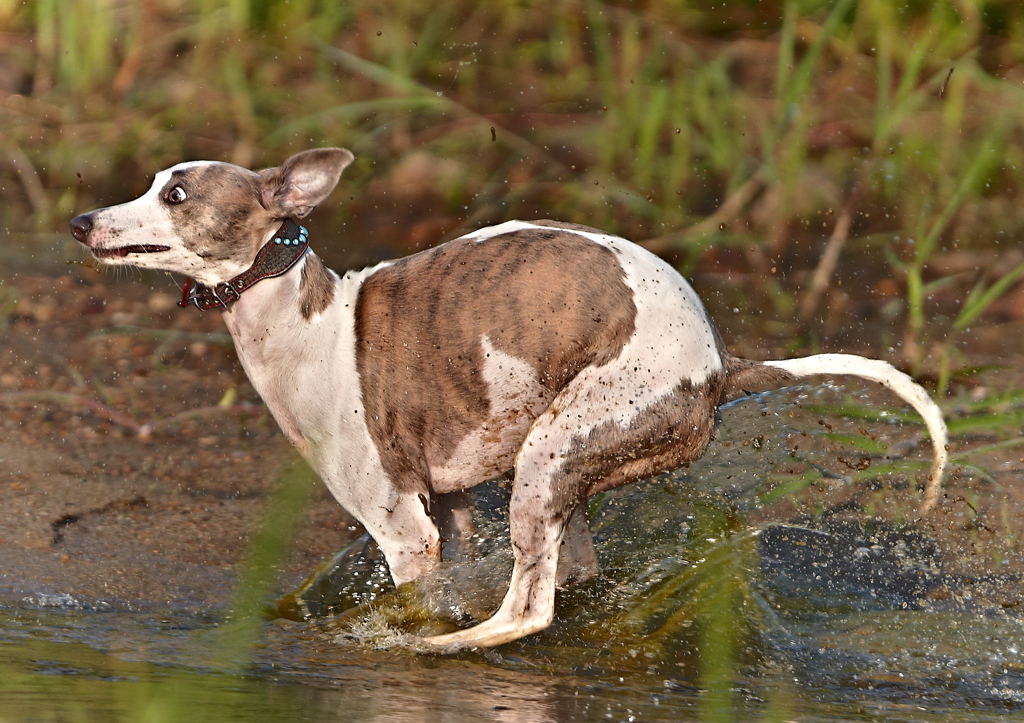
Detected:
left=953, top=261, right=1024, bottom=332
left=782, top=0, right=855, bottom=108
left=918, top=125, right=1004, bottom=263
left=216, top=455, right=317, bottom=668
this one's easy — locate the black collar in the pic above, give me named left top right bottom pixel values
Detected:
left=179, top=219, right=309, bottom=311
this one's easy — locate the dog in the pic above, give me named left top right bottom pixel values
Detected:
left=70, top=148, right=948, bottom=648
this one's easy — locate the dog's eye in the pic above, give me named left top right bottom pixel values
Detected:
left=166, top=186, right=187, bottom=204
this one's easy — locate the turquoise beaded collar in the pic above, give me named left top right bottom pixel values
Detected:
left=179, top=219, right=309, bottom=311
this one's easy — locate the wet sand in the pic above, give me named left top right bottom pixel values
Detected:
left=1, top=270, right=359, bottom=610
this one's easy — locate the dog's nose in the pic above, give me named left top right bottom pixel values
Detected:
left=69, top=214, right=93, bottom=243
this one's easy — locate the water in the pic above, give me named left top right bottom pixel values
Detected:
left=3, top=387, right=1023, bottom=721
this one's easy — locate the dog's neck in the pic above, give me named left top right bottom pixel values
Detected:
left=216, top=244, right=355, bottom=457
left=179, top=219, right=309, bottom=310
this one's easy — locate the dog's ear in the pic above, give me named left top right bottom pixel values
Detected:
left=259, top=148, right=354, bottom=218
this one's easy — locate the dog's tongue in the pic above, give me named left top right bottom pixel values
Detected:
left=95, top=244, right=169, bottom=258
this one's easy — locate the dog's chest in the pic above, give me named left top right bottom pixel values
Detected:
left=223, top=270, right=372, bottom=465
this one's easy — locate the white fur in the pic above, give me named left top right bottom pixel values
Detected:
left=430, top=337, right=547, bottom=494
left=222, top=256, right=440, bottom=585
left=82, top=168, right=177, bottom=256
left=463, top=219, right=548, bottom=243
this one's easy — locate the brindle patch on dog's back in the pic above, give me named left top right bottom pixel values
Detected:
left=355, top=228, right=638, bottom=493
left=161, top=164, right=268, bottom=266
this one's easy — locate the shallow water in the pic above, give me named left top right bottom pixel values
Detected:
left=2, top=385, right=1015, bottom=716
left=4, top=386, right=1021, bottom=721
left=273, top=397, right=1024, bottom=721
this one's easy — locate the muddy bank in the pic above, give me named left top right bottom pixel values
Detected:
left=0, top=267, right=358, bottom=611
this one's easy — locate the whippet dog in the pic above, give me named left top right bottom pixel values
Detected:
left=70, top=148, right=948, bottom=648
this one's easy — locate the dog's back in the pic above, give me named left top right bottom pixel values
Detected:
left=353, top=220, right=726, bottom=498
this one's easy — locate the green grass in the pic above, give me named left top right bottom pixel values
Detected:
left=0, top=2, right=1017, bottom=235
left=3, top=1, right=1022, bottom=381
left=216, top=454, right=318, bottom=668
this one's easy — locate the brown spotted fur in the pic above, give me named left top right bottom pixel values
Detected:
left=355, top=228, right=637, bottom=495
left=723, top=353, right=796, bottom=395
left=162, top=165, right=267, bottom=267
left=549, top=373, right=728, bottom=515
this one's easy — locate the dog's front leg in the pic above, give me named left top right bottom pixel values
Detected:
left=350, top=484, right=442, bottom=587
left=556, top=503, right=598, bottom=588
left=432, top=491, right=477, bottom=562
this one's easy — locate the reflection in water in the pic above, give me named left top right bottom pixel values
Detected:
left=0, top=609, right=566, bottom=723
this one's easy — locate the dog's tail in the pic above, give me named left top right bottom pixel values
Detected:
left=723, top=353, right=948, bottom=515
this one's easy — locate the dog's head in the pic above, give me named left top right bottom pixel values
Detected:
left=70, top=148, right=354, bottom=286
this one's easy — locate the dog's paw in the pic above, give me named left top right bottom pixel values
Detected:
left=418, top=612, right=550, bottom=649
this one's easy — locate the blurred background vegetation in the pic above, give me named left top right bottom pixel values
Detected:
left=2, top=0, right=1024, bottom=381
left=2, top=4, right=1024, bottom=717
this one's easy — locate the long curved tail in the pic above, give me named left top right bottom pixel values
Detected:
left=727, top=353, right=948, bottom=515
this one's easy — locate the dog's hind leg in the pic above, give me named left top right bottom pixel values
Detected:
left=421, top=405, right=589, bottom=647
left=422, top=358, right=688, bottom=647
left=557, top=504, right=598, bottom=587
left=433, top=491, right=477, bottom=562
left=421, top=350, right=725, bottom=648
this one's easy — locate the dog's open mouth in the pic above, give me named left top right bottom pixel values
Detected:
left=93, top=244, right=170, bottom=259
